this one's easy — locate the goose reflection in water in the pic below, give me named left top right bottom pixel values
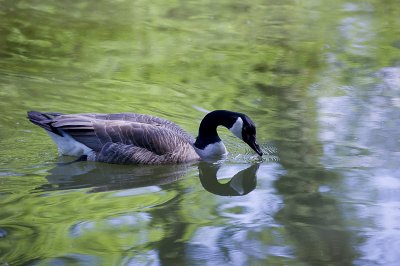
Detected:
left=198, top=162, right=259, bottom=196
left=37, top=157, right=195, bottom=192
left=37, top=158, right=260, bottom=196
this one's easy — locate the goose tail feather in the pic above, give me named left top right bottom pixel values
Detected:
left=27, top=111, right=63, bottom=136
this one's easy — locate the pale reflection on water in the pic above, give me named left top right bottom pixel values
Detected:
left=318, top=66, right=400, bottom=264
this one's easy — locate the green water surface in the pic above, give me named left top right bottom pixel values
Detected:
left=1, top=0, right=400, bottom=265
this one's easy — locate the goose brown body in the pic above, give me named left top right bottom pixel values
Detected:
left=28, top=111, right=200, bottom=164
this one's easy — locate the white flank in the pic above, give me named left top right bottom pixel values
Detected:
left=229, top=117, right=243, bottom=139
left=194, top=141, right=228, bottom=159
left=47, top=131, right=95, bottom=158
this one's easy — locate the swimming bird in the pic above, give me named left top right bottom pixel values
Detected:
left=27, top=110, right=263, bottom=164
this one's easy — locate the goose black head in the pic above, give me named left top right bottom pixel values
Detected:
left=229, top=113, right=263, bottom=157
left=195, top=110, right=263, bottom=158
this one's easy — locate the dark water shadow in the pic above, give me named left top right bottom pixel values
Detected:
left=198, top=162, right=260, bottom=196
left=35, top=157, right=196, bottom=193
left=35, top=157, right=260, bottom=197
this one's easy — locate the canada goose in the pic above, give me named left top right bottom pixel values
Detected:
left=27, top=110, right=263, bottom=164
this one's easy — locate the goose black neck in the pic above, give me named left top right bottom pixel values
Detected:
left=194, top=110, right=239, bottom=149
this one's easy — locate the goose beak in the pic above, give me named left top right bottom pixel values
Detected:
left=247, top=139, right=263, bottom=157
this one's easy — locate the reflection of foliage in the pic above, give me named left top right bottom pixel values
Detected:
left=276, top=193, right=357, bottom=264
left=0, top=181, right=177, bottom=264
left=0, top=0, right=332, bottom=121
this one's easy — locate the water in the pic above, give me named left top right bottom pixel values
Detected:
left=1, top=0, right=400, bottom=265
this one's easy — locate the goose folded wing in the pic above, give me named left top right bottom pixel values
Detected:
left=50, top=115, right=102, bottom=151
left=90, top=113, right=194, bottom=143
left=52, top=118, right=187, bottom=155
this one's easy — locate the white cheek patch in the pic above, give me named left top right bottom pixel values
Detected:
left=229, top=117, right=243, bottom=140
